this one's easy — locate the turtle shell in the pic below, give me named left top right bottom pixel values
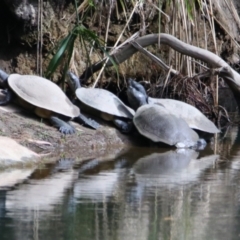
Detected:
left=148, top=97, right=220, bottom=134
left=134, top=104, right=199, bottom=147
left=8, top=74, right=79, bottom=118
left=75, top=88, right=135, bottom=119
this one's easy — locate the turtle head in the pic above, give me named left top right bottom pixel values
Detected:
left=127, top=85, right=148, bottom=111
left=0, top=70, right=9, bottom=88
left=67, top=71, right=81, bottom=92
left=127, top=79, right=148, bottom=110
left=128, top=78, right=147, bottom=97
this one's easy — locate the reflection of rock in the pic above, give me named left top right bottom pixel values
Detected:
left=0, top=137, right=39, bottom=165
left=0, top=169, right=34, bottom=188
left=5, top=169, right=75, bottom=215
left=133, top=149, right=218, bottom=186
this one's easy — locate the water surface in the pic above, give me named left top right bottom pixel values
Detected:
left=1, top=126, right=240, bottom=239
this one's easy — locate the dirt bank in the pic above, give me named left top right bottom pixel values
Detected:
left=0, top=104, right=142, bottom=164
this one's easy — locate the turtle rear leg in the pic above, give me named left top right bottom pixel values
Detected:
left=50, top=116, right=75, bottom=134
left=0, top=89, right=14, bottom=105
left=74, top=113, right=100, bottom=130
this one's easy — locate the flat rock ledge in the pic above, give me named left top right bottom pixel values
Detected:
left=0, top=106, right=141, bottom=168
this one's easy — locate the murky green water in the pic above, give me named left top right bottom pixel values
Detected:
left=1, top=126, right=240, bottom=240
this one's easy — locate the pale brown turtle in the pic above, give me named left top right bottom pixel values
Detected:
left=0, top=70, right=99, bottom=134
left=68, top=71, right=135, bottom=133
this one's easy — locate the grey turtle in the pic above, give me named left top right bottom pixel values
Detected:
left=134, top=104, right=203, bottom=148
left=128, top=79, right=220, bottom=135
left=67, top=71, right=135, bottom=133
left=127, top=81, right=206, bottom=149
left=0, top=70, right=99, bottom=134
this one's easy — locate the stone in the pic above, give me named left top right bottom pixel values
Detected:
left=0, top=136, right=39, bottom=165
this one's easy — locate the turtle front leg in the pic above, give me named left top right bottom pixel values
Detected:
left=50, top=116, right=75, bottom=134
left=0, top=89, right=14, bottom=105
left=113, top=118, right=133, bottom=133
left=74, top=113, right=100, bottom=130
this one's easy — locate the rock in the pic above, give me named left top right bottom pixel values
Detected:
left=3, top=0, right=36, bottom=25
left=0, top=136, right=39, bottom=166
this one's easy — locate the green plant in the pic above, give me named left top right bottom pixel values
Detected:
left=45, top=0, right=104, bottom=85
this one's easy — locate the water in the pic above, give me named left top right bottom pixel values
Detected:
left=1, top=126, right=240, bottom=239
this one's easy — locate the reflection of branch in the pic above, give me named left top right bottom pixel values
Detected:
left=80, top=33, right=240, bottom=107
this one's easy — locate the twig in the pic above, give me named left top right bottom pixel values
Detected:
left=92, top=2, right=140, bottom=88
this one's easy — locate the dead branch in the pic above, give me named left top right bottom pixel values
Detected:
left=79, top=33, right=240, bottom=108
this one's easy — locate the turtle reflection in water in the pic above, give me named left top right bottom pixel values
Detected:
left=67, top=71, right=135, bottom=133
left=127, top=79, right=207, bottom=149
left=133, top=149, right=218, bottom=185
left=0, top=70, right=99, bottom=134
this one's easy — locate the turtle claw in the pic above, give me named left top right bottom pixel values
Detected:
left=50, top=116, right=76, bottom=134
left=59, top=126, right=75, bottom=135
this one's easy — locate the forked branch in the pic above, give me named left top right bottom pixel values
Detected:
left=80, top=33, right=240, bottom=108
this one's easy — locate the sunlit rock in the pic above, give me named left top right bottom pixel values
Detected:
left=0, top=137, right=38, bottom=165
left=3, top=0, right=36, bottom=25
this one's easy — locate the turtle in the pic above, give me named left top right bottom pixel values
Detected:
left=127, top=78, right=220, bottom=135
left=127, top=81, right=206, bottom=149
left=133, top=104, right=205, bottom=148
left=67, top=71, right=135, bottom=133
left=0, top=69, right=99, bottom=134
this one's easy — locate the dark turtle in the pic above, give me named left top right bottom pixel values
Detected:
left=128, top=79, right=220, bottom=135
left=67, top=71, right=135, bottom=133
left=127, top=81, right=206, bottom=149
left=0, top=70, right=99, bottom=134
